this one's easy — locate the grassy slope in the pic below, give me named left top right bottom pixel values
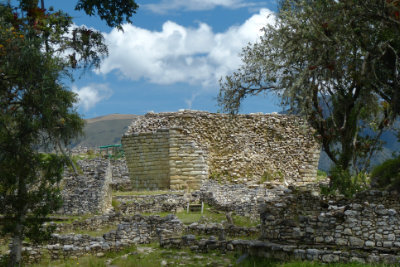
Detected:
left=70, top=114, right=137, bottom=148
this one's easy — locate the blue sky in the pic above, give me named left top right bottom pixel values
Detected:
left=44, top=0, right=281, bottom=118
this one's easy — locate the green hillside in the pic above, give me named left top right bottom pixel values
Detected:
left=70, top=114, right=137, bottom=148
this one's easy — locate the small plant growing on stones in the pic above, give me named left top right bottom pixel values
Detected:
left=260, top=169, right=284, bottom=183
left=111, top=199, right=121, bottom=213
left=320, top=166, right=368, bottom=198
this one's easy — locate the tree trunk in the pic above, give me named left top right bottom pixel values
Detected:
left=8, top=221, right=23, bottom=267
left=57, top=140, right=78, bottom=175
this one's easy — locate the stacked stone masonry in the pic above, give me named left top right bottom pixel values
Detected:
left=259, top=187, right=400, bottom=263
left=110, top=158, right=132, bottom=191
left=59, top=159, right=112, bottom=215
left=122, top=110, right=321, bottom=190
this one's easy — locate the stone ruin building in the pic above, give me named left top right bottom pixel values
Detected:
left=122, top=110, right=321, bottom=191
left=11, top=111, right=400, bottom=265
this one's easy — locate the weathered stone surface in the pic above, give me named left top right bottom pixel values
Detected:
left=259, top=185, right=400, bottom=257
left=122, top=110, right=321, bottom=190
left=59, top=159, right=112, bottom=215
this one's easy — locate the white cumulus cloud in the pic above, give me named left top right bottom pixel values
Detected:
left=72, top=84, right=113, bottom=111
left=97, top=8, right=275, bottom=87
left=144, top=0, right=264, bottom=14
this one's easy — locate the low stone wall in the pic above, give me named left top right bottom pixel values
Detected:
left=115, top=192, right=203, bottom=214
left=115, top=180, right=285, bottom=219
left=259, top=188, right=400, bottom=260
left=160, top=237, right=400, bottom=264
left=123, top=110, right=321, bottom=190
left=187, top=223, right=260, bottom=238
left=199, top=181, right=288, bottom=219
left=59, top=159, right=112, bottom=215
left=59, top=157, right=134, bottom=215
left=47, top=215, right=182, bottom=260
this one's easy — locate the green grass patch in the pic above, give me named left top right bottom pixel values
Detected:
left=235, top=255, right=393, bottom=267
left=110, top=244, right=234, bottom=267
left=0, top=242, right=8, bottom=255
left=31, top=254, right=106, bottom=267
left=30, top=243, right=393, bottom=267
left=316, top=170, right=328, bottom=182
left=49, top=214, right=94, bottom=225
left=112, top=198, right=121, bottom=212
left=112, top=190, right=176, bottom=196
left=142, top=204, right=259, bottom=227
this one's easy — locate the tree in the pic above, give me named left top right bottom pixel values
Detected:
left=0, top=1, right=138, bottom=266
left=218, top=0, right=400, bottom=191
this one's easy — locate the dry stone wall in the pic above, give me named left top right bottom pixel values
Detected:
left=259, top=187, right=400, bottom=263
left=59, top=159, right=112, bottom=215
left=122, top=110, right=320, bottom=190
left=110, top=158, right=132, bottom=191
left=59, top=157, right=134, bottom=215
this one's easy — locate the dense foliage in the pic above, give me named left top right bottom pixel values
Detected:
left=370, top=156, right=400, bottom=192
left=218, top=0, right=400, bottom=190
left=0, top=0, right=138, bottom=266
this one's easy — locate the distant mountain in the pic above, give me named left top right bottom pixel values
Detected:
left=70, top=114, right=138, bottom=148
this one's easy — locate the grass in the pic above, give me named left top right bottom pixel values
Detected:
left=370, top=156, right=400, bottom=191
left=30, top=243, right=395, bottom=267
left=49, top=214, right=96, bottom=225
left=112, top=198, right=121, bottom=212
left=142, top=204, right=259, bottom=228
left=112, top=190, right=178, bottom=196
left=31, top=254, right=107, bottom=267
left=0, top=242, right=8, bottom=255
left=316, top=170, right=328, bottom=182
left=236, top=255, right=392, bottom=266
left=110, top=243, right=235, bottom=267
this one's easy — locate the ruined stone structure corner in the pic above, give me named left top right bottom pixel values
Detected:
left=122, top=110, right=321, bottom=191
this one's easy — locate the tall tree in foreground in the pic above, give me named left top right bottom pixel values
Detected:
left=0, top=1, right=138, bottom=266
left=218, top=0, right=400, bottom=192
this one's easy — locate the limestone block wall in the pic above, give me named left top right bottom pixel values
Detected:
left=169, top=129, right=208, bottom=190
left=122, top=110, right=321, bottom=190
left=123, top=130, right=170, bottom=190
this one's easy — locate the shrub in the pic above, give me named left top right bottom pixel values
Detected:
left=321, top=166, right=367, bottom=197
left=370, top=156, right=400, bottom=192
